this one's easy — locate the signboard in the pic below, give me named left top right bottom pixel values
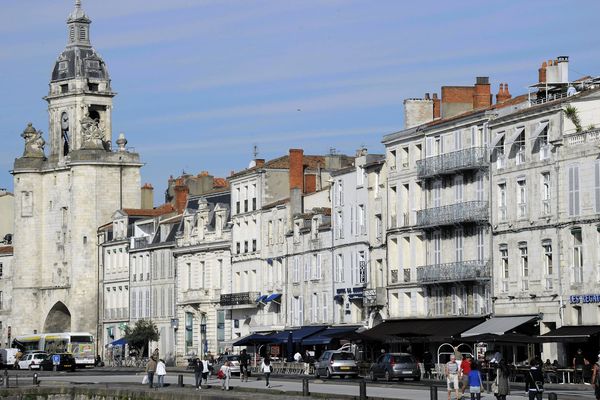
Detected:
left=52, top=354, right=60, bottom=365
left=359, top=261, right=367, bottom=284
left=570, top=294, right=600, bottom=304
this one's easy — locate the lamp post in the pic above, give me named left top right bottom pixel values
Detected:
left=200, top=314, right=207, bottom=359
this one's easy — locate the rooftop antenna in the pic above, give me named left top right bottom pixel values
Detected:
left=253, top=144, right=259, bottom=159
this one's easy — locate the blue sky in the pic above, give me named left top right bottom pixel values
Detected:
left=1, top=0, right=599, bottom=203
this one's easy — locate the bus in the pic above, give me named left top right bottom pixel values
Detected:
left=13, top=332, right=95, bottom=367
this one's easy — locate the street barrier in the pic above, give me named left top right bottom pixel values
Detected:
left=548, top=393, right=558, bottom=400
left=429, top=385, right=438, bottom=400
left=302, top=378, right=309, bottom=396
left=359, top=379, right=367, bottom=400
left=177, top=374, right=184, bottom=387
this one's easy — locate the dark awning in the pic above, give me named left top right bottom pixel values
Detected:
left=232, top=333, right=275, bottom=346
left=270, top=325, right=328, bottom=344
left=256, top=295, right=268, bottom=303
left=362, top=317, right=485, bottom=343
left=265, top=293, right=282, bottom=303
left=302, top=326, right=362, bottom=345
left=539, top=325, right=600, bottom=343
left=110, top=337, right=127, bottom=346
left=461, top=315, right=538, bottom=338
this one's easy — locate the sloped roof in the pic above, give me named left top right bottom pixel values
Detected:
left=229, top=154, right=328, bottom=179
left=122, top=204, right=175, bottom=217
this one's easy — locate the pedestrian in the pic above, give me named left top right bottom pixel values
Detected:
left=201, top=358, right=211, bottom=387
left=152, top=347, right=160, bottom=360
left=219, top=360, right=232, bottom=391
left=467, top=360, right=483, bottom=400
left=591, top=354, right=600, bottom=400
left=262, top=356, right=273, bottom=388
left=493, top=359, right=510, bottom=400
left=156, top=359, right=166, bottom=389
left=239, top=349, right=250, bottom=382
left=294, top=351, right=303, bottom=363
left=423, top=351, right=433, bottom=379
left=146, top=356, right=157, bottom=389
left=460, top=355, right=472, bottom=398
left=445, top=354, right=462, bottom=400
left=193, top=358, right=202, bottom=390
left=573, top=348, right=590, bottom=384
left=525, top=359, right=544, bottom=400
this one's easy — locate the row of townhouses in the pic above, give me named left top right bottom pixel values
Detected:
left=2, top=1, right=600, bottom=368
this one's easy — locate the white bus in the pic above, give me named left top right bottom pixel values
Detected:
left=13, top=332, right=95, bottom=367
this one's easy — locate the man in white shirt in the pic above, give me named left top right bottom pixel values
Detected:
left=294, top=351, right=303, bottom=363
left=445, top=354, right=462, bottom=400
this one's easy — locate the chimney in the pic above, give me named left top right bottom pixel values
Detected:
left=289, top=149, right=304, bottom=217
left=255, top=159, right=265, bottom=168
left=141, top=183, right=154, bottom=209
left=174, top=178, right=189, bottom=214
left=432, top=93, right=440, bottom=119
left=539, top=61, right=547, bottom=83
left=473, top=76, right=491, bottom=109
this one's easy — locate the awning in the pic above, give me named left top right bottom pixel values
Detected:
left=232, top=333, right=275, bottom=346
left=506, top=126, right=525, bottom=145
left=530, top=121, right=549, bottom=142
left=461, top=315, right=538, bottom=338
left=256, top=295, right=268, bottom=303
left=110, top=337, right=127, bottom=347
left=265, top=293, right=282, bottom=303
left=270, top=325, right=328, bottom=344
left=362, top=317, right=485, bottom=343
left=539, top=325, right=600, bottom=343
left=490, top=131, right=505, bottom=148
left=302, top=326, right=361, bottom=345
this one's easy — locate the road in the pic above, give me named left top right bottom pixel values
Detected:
left=12, top=369, right=594, bottom=400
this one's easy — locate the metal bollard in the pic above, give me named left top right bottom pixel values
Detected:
left=359, top=379, right=367, bottom=400
left=4, top=375, right=8, bottom=388
left=178, top=374, right=184, bottom=387
left=429, top=385, right=438, bottom=400
left=302, top=378, right=310, bottom=396
left=548, top=393, right=558, bottom=400
left=33, top=373, right=39, bottom=385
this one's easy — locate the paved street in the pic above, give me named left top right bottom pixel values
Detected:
left=21, top=370, right=595, bottom=400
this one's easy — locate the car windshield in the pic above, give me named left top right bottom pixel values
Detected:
left=393, top=355, right=416, bottom=363
left=34, top=354, right=45, bottom=360
left=332, top=353, right=355, bottom=361
left=227, top=356, right=240, bottom=361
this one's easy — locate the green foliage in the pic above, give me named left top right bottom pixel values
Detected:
left=564, top=105, right=582, bottom=133
left=124, top=319, right=159, bottom=356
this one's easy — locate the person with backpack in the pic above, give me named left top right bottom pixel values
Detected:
left=261, top=356, right=273, bottom=388
left=218, top=361, right=232, bottom=391
left=525, top=358, right=544, bottom=400
left=591, top=354, right=600, bottom=400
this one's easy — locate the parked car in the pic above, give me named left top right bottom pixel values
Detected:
left=17, top=352, right=47, bottom=370
left=369, top=353, right=420, bottom=382
left=39, top=353, right=76, bottom=372
left=314, top=351, right=359, bottom=379
left=214, top=354, right=241, bottom=375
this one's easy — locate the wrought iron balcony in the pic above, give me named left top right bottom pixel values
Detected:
left=416, top=147, right=488, bottom=178
left=416, top=260, right=490, bottom=284
left=416, top=201, right=488, bottom=228
left=219, top=291, right=260, bottom=308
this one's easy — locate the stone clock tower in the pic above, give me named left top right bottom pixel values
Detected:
left=11, top=0, right=142, bottom=337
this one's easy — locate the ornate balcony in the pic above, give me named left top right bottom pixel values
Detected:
left=416, top=147, right=488, bottom=179
left=219, top=291, right=260, bottom=309
left=416, top=260, right=490, bottom=284
left=180, top=288, right=221, bottom=305
left=416, top=201, right=488, bottom=228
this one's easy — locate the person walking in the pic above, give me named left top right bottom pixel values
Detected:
left=525, top=359, right=544, bottom=400
left=445, top=354, right=462, bottom=400
left=460, top=355, right=472, bottom=398
left=494, top=359, right=511, bottom=400
left=591, top=354, right=600, bottom=400
left=573, top=348, right=590, bottom=384
left=156, top=359, right=166, bottom=389
left=200, top=358, right=211, bottom=387
left=262, top=356, right=273, bottom=388
left=219, top=361, right=232, bottom=391
left=467, top=360, right=483, bottom=400
left=193, top=358, right=202, bottom=389
left=239, top=349, right=250, bottom=382
left=145, top=356, right=157, bottom=389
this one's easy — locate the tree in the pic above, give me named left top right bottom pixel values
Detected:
left=124, top=319, right=159, bottom=357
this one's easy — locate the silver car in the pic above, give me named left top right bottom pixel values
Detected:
left=369, top=353, right=421, bottom=381
left=314, top=351, right=359, bottom=379
left=214, top=354, right=241, bottom=375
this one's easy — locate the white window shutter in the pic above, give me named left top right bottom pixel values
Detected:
left=595, top=161, right=600, bottom=212
left=316, top=254, right=322, bottom=279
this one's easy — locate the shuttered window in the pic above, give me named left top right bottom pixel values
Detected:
left=568, top=164, right=580, bottom=216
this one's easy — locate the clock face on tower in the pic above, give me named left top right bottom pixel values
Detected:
left=61, top=112, right=69, bottom=131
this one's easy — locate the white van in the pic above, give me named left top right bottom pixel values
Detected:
left=0, top=348, right=20, bottom=368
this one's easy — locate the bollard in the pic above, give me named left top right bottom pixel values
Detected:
left=302, top=378, right=310, bottom=396
left=429, top=385, right=438, bottom=400
left=178, top=374, right=184, bottom=387
left=548, top=393, right=558, bottom=400
left=33, top=373, right=39, bottom=385
left=4, top=375, right=8, bottom=388
left=359, top=379, right=367, bottom=400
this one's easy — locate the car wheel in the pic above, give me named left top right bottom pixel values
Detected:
left=325, top=368, right=332, bottom=379
left=385, top=370, right=391, bottom=382
left=370, top=371, right=377, bottom=382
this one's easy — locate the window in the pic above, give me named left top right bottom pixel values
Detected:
left=322, top=292, right=328, bottom=322
left=432, top=287, right=444, bottom=316
left=244, top=241, right=248, bottom=253
left=336, top=211, right=343, bottom=239
left=236, top=242, right=240, bottom=254
left=495, top=136, right=506, bottom=169
left=454, top=131, right=462, bottom=151
left=186, top=262, right=192, bottom=290
left=79, top=26, right=87, bottom=41
left=293, top=258, right=300, bottom=283
left=337, top=180, right=344, bottom=205
left=335, top=254, right=344, bottom=283
left=568, top=164, right=580, bottom=216
left=500, top=245, right=509, bottom=292
left=432, top=231, right=441, bottom=264
left=432, top=180, right=441, bottom=207
left=454, top=175, right=463, bottom=202
left=539, top=122, right=550, bottom=160
left=519, top=243, right=528, bottom=290
left=268, top=221, right=273, bottom=245
left=476, top=227, right=485, bottom=261
left=185, top=312, right=193, bottom=351
left=0, top=291, right=3, bottom=310
left=542, top=172, right=551, bottom=215
left=357, top=166, right=364, bottom=186
left=375, top=215, right=383, bottom=241
left=543, top=240, right=553, bottom=290
left=498, top=183, right=507, bottom=221
left=475, top=173, right=484, bottom=202
left=515, top=129, right=525, bottom=165
left=572, top=229, right=583, bottom=283
left=358, top=205, right=365, bottom=235
left=312, top=254, right=322, bottom=280
left=0, top=262, right=3, bottom=279
left=217, top=311, right=225, bottom=341
left=311, top=293, right=319, bottom=323
left=401, top=147, right=409, bottom=168
left=517, top=179, right=527, bottom=218
left=252, top=239, right=257, bottom=252
left=455, top=228, right=464, bottom=262
left=389, top=150, right=397, bottom=170
left=304, top=258, right=310, bottom=282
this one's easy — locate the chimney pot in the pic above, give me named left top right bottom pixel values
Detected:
left=424, top=92, right=431, bottom=100
left=289, top=149, right=304, bottom=191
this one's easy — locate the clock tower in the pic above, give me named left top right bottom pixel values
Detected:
left=11, top=0, right=142, bottom=339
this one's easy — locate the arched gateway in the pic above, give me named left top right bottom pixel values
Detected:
left=44, top=302, right=72, bottom=332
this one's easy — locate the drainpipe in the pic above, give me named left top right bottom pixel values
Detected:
left=483, top=120, right=494, bottom=316
left=555, top=113, right=564, bottom=327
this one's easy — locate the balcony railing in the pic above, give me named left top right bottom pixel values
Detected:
left=219, top=291, right=260, bottom=307
left=416, top=260, right=490, bottom=284
left=180, top=289, right=221, bottom=304
left=416, top=147, right=488, bottom=178
left=416, top=201, right=488, bottom=228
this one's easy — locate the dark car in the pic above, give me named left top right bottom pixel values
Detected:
left=314, top=351, right=359, bottom=379
left=369, top=353, right=420, bottom=382
left=39, top=353, right=76, bottom=372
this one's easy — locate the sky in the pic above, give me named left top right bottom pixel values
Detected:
left=1, top=0, right=599, bottom=203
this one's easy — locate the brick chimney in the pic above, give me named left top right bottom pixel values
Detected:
left=473, top=77, right=491, bottom=109
left=174, top=178, right=189, bottom=214
left=538, top=61, right=547, bottom=83
left=432, top=93, right=440, bottom=119
left=255, top=159, right=265, bottom=168
left=496, top=83, right=512, bottom=104
left=141, top=183, right=154, bottom=209
left=289, top=149, right=304, bottom=217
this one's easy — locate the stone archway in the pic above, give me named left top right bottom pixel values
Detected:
left=43, top=301, right=71, bottom=332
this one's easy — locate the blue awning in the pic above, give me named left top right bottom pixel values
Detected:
left=256, top=295, right=268, bottom=303
left=110, top=337, right=127, bottom=347
left=232, top=333, right=275, bottom=346
left=265, top=293, right=282, bottom=303
left=270, top=325, right=328, bottom=344
left=302, top=326, right=361, bottom=345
